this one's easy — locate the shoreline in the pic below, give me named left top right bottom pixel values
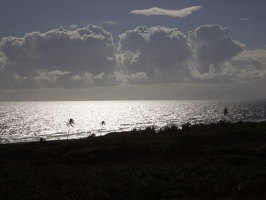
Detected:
left=1, top=120, right=266, bottom=145
left=1, top=120, right=266, bottom=199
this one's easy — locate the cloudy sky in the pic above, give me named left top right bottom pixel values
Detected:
left=0, top=0, right=266, bottom=101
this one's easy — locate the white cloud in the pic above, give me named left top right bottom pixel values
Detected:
left=101, top=21, right=120, bottom=25
left=234, top=49, right=266, bottom=65
left=15, top=74, right=28, bottom=85
left=113, top=71, right=129, bottom=82
left=33, top=71, right=57, bottom=82
left=70, top=24, right=78, bottom=29
left=1, top=23, right=266, bottom=92
left=0, top=25, right=116, bottom=88
left=106, top=56, right=114, bottom=61
left=188, top=24, right=245, bottom=74
left=240, top=17, right=250, bottom=21
left=228, top=49, right=266, bottom=83
left=117, top=24, right=266, bottom=85
left=189, top=47, right=266, bottom=84
left=32, top=70, right=70, bottom=88
left=237, top=68, right=266, bottom=83
left=130, top=72, right=147, bottom=80
left=130, top=6, right=202, bottom=18
left=189, top=64, right=217, bottom=80
left=112, top=71, right=147, bottom=85
left=118, top=26, right=190, bottom=83
left=48, top=70, right=70, bottom=76
left=70, top=72, right=94, bottom=87
left=71, top=74, right=83, bottom=81
left=0, top=52, right=7, bottom=70
left=94, top=72, right=105, bottom=80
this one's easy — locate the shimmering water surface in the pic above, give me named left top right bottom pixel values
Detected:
left=0, top=100, right=266, bottom=143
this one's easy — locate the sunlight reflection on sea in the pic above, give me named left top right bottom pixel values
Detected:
left=0, top=100, right=265, bottom=143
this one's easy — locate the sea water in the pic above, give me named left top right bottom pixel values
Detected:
left=0, top=100, right=266, bottom=143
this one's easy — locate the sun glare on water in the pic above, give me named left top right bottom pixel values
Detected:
left=0, top=100, right=265, bottom=143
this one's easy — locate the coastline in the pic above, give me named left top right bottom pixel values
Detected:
left=1, top=100, right=266, bottom=144
left=1, top=121, right=266, bottom=199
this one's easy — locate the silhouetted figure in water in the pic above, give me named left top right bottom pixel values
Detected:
left=67, top=118, right=75, bottom=139
left=99, top=121, right=106, bottom=133
left=224, top=108, right=228, bottom=116
left=68, top=118, right=74, bottom=127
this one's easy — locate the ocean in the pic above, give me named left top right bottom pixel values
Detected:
left=1, top=100, right=266, bottom=143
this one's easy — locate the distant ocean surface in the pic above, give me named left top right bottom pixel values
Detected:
left=1, top=100, right=266, bottom=143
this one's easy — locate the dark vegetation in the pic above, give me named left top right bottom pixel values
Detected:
left=1, top=121, right=266, bottom=199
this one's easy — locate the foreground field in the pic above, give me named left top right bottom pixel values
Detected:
left=1, top=121, right=266, bottom=199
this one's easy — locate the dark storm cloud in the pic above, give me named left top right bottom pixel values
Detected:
left=0, top=25, right=116, bottom=88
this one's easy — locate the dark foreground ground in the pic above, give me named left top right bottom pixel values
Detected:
left=1, top=121, right=266, bottom=200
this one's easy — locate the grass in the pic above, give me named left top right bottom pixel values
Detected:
left=1, top=121, right=266, bottom=199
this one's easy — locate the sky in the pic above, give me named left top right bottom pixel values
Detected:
left=0, top=0, right=266, bottom=101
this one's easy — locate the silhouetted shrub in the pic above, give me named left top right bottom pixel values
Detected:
left=1, top=121, right=266, bottom=199
left=182, top=122, right=191, bottom=131
left=159, top=125, right=180, bottom=135
left=143, top=125, right=157, bottom=134
left=130, top=126, right=157, bottom=135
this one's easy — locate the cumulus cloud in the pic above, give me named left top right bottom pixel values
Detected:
left=188, top=24, right=245, bottom=75
left=234, top=49, right=266, bottom=65
left=0, top=25, right=116, bottom=88
left=0, top=52, right=7, bottom=70
left=1, top=23, right=265, bottom=91
left=111, top=71, right=147, bottom=85
left=33, top=70, right=70, bottom=81
left=117, top=24, right=266, bottom=85
left=32, top=70, right=70, bottom=88
left=117, top=26, right=190, bottom=83
left=229, top=49, right=266, bottom=83
left=189, top=48, right=266, bottom=84
left=130, top=6, right=202, bottom=18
